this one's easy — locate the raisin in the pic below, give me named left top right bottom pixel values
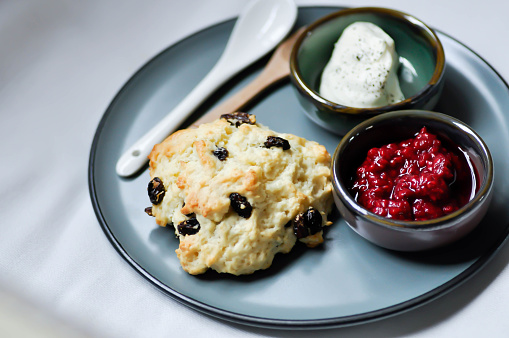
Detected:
left=144, top=207, right=153, bottom=216
left=148, top=177, right=165, bottom=204
left=213, top=147, right=229, bottom=161
left=293, top=221, right=309, bottom=239
left=293, top=208, right=322, bottom=239
left=264, top=136, right=290, bottom=150
left=229, top=193, right=252, bottom=218
left=177, top=218, right=200, bottom=236
left=220, top=112, right=256, bottom=127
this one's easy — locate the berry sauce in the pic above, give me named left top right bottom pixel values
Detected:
left=351, top=127, right=477, bottom=221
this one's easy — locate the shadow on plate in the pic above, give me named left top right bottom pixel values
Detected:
left=434, top=62, right=483, bottom=124
left=380, top=203, right=509, bottom=266
left=148, top=225, right=179, bottom=258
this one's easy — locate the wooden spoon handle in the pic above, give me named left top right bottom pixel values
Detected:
left=191, top=27, right=305, bottom=127
left=191, top=63, right=287, bottom=126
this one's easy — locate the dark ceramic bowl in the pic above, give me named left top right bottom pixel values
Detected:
left=290, top=7, right=445, bottom=135
left=331, top=110, right=493, bottom=251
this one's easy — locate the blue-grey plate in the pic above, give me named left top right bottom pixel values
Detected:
left=89, top=7, right=509, bottom=329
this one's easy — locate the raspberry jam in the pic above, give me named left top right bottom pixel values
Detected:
left=351, top=127, right=477, bottom=221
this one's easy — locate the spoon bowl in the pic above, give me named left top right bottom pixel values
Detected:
left=116, top=0, right=297, bottom=177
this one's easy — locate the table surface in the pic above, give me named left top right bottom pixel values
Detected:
left=1, top=0, right=508, bottom=337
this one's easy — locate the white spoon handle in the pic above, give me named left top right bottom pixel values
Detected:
left=115, top=59, right=234, bottom=177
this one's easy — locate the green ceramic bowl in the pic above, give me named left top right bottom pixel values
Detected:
left=290, top=7, right=445, bottom=135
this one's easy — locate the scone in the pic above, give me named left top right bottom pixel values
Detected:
left=146, top=113, right=333, bottom=275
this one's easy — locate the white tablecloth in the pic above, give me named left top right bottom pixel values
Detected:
left=1, top=0, right=508, bottom=336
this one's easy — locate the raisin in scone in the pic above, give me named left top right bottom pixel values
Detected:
left=146, top=113, right=333, bottom=275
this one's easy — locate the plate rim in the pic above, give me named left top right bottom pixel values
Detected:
left=88, top=6, right=509, bottom=329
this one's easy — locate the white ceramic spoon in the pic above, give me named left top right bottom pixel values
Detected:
left=116, top=0, right=297, bottom=177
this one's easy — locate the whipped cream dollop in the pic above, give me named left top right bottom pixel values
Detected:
left=319, top=22, right=404, bottom=108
